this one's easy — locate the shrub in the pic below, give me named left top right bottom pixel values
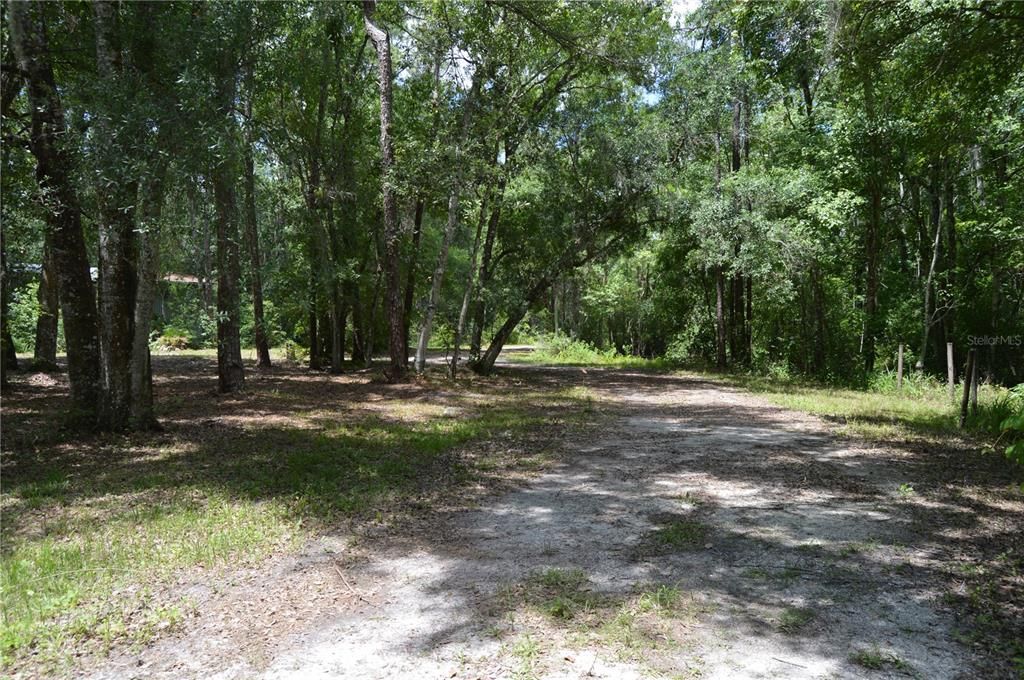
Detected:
left=152, top=325, right=194, bottom=351
left=532, top=334, right=618, bottom=364
left=284, top=340, right=309, bottom=363
left=7, top=282, right=40, bottom=354
left=996, top=385, right=1024, bottom=465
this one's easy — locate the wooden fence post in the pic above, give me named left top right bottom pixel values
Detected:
left=959, top=348, right=975, bottom=429
left=947, top=342, right=955, bottom=399
left=897, top=344, right=904, bottom=391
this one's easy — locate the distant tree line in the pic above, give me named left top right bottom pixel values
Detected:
left=1, top=0, right=1021, bottom=430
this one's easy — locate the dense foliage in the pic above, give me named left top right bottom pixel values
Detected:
left=1, top=0, right=1022, bottom=429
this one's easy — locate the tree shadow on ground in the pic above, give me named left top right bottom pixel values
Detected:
left=1, top=360, right=1021, bottom=677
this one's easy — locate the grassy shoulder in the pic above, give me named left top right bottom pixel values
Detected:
left=0, top=360, right=596, bottom=675
left=715, top=369, right=1024, bottom=453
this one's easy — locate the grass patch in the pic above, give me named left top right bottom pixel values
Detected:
left=850, top=646, right=910, bottom=672
left=777, top=607, right=815, bottom=634
left=636, top=584, right=682, bottom=613
left=517, top=568, right=596, bottom=621
left=510, top=634, right=541, bottom=680
left=0, top=495, right=297, bottom=670
left=650, top=519, right=707, bottom=550
left=496, top=570, right=708, bottom=673
left=506, top=336, right=674, bottom=371
left=721, top=372, right=1023, bottom=450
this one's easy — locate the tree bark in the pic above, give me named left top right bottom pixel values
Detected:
left=308, top=259, right=320, bottom=370
left=469, top=169, right=506, bottom=361
left=473, top=272, right=554, bottom=376
left=402, top=199, right=424, bottom=364
left=451, top=193, right=488, bottom=379
left=363, top=1, right=405, bottom=381
left=715, top=266, right=727, bottom=369
left=33, top=232, right=58, bottom=370
left=212, top=55, right=244, bottom=393
left=414, top=192, right=456, bottom=373
left=1, top=219, right=16, bottom=384
left=941, top=159, right=957, bottom=350
left=129, top=169, right=165, bottom=429
left=326, top=205, right=344, bottom=373
left=348, top=278, right=364, bottom=364
left=811, top=263, right=827, bottom=374
left=242, top=61, right=271, bottom=368
left=93, top=0, right=139, bottom=429
left=916, top=172, right=943, bottom=373
left=861, top=64, right=882, bottom=373
left=10, top=0, right=101, bottom=418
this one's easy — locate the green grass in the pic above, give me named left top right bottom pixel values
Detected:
left=497, top=569, right=707, bottom=674
left=1, top=380, right=590, bottom=673
left=505, top=336, right=674, bottom=370
left=1, top=496, right=295, bottom=662
left=777, top=607, right=815, bottom=635
left=651, top=520, right=708, bottom=550
left=720, top=371, right=1023, bottom=447
left=510, top=633, right=541, bottom=680
left=850, top=646, right=910, bottom=672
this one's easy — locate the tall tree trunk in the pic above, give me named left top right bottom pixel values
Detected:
left=363, top=1, right=405, bottom=382
left=745, top=276, right=752, bottom=362
left=451, top=193, right=488, bottom=379
left=242, top=64, right=271, bottom=369
left=326, top=205, right=344, bottom=373
left=941, top=159, right=957, bottom=350
left=469, top=169, right=506, bottom=361
left=916, top=174, right=943, bottom=372
left=129, top=169, right=165, bottom=429
left=33, top=233, right=58, bottom=370
left=212, top=56, right=244, bottom=393
left=1, top=219, right=16, bottom=385
left=1, top=52, right=20, bottom=383
left=715, top=266, right=727, bottom=369
left=93, top=0, right=138, bottom=429
left=308, top=260, right=320, bottom=370
left=861, top=65, right=882, bottom=373
left=348, top=278, right=364, bottom=364
left=402, top=199, right=424, bottom=364
left=414, top=191, right=457, bottom=374
left=474, top=272, right=554, bottom=376
left=10, top=0, right=101, bottom=418
left=811, top=264, right=827, bottom=374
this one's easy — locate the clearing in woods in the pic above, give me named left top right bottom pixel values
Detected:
left=3, top=358, right=1021, bottom=679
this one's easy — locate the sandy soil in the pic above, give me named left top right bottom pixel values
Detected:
left=81, top=366, right=1019, bottom=679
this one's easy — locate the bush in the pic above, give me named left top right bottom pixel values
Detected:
left=152, top=324, right=194, bottom=351
left=1002, top=413, right=1024, bottom=466
left=284, top=340, right=309, bottom=363
left=532, top=334, right=618, bottom=364
left=7, top=282, right=40, bottom=354
left=991, top=385, right=1024, bottom=465
left=867, top=368, right=945, bottom=398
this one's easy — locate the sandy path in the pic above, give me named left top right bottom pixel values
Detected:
left=90, top=368, right=980, bottom=679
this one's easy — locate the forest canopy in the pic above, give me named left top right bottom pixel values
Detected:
left=1, top=0, right=1022, bottom=430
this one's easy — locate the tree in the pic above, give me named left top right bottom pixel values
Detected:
left=363, top=0, right=405, bottom=381
left=9, top=0, right=101, bottom=419
left=212, top=48, right=245, bottom=394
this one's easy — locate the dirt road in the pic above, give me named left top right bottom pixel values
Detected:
left=90, top=368, right=997, bottom=679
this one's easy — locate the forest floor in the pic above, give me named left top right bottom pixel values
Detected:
left=2, top=356, right=1022, bottom=679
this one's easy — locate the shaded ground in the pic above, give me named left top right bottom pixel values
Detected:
left=3, top=360, right=1022, bottom=678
